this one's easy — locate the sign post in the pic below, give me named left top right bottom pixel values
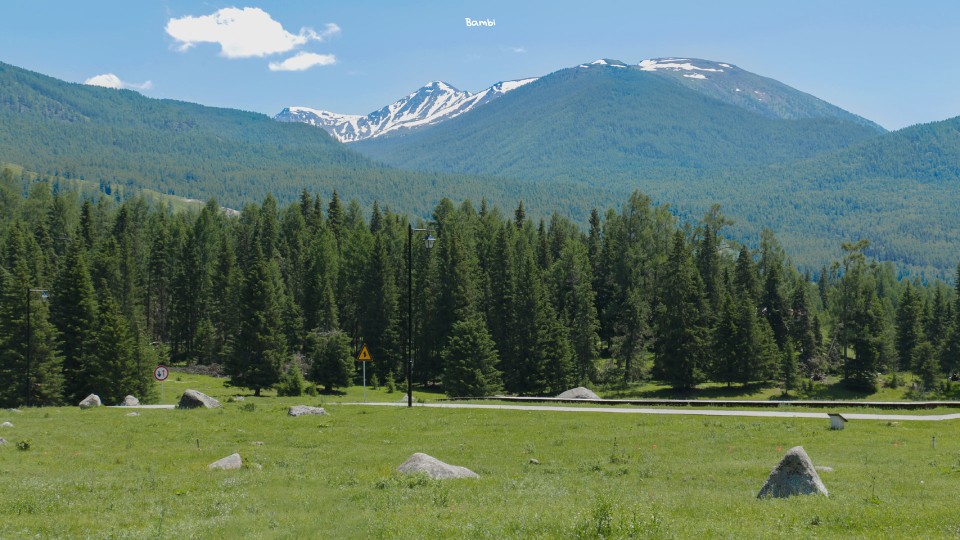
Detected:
left=154, top=364, right=169, bottom=402
left=357, top=344, right=372, bottom=402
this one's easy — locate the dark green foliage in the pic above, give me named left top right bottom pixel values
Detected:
left=895, top=282, right=924, bottom=370
left=2, top=173, right=960, bottom=404
left=441, top=315, right=503, bottom=397
left=654, top=231, right=710, bottom=389
left=226, top=243, right=286, bottom=396
left=306, top=330, right=354, bottom=392
left=50, top=236, right=98, bottom=403
left=277, top=361, right=306, bottom=397
left=913, top=341, right=940, bottom=391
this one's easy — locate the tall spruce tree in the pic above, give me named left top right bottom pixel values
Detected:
left=227, top=242, right=286, bottom=396
left=51, top=236, right=98, bottom=403
left=442, top=315, right=503, bottom=397
left=654, top=231, right=710, bottom=390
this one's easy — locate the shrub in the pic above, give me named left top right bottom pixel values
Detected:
left=277, top=362, right=306, bottom=397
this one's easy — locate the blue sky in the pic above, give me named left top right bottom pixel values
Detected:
left=2, top=0, right=958, bottom=130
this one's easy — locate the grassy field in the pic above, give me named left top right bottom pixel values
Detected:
left=3, top=375, right=960, bottom=538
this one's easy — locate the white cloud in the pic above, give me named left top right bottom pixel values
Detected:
left=165, top=7, right=338, bottom=59
left=84, top=73, right=153, bottom=91
left=509, top=46, right=527, bottom=54
left=268, top=52, right=337, bottom=72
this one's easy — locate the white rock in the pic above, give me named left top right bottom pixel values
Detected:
left=209, top=453, right=243, bottom=470
left=178, top=389, right=221, bottom=409
left=397, top=453, right=479, bottom=479
left=126, top=412, right=140, bottom=417
left=79, top=394, right=102, bottom=409
left=557, top=387, right=600, bottom=400
left=0, top=422, right=12, bottom=428
left=758, top=446, right=828, bottom=498
left=288, top=405, right=328, bottom=417
left=121, top=395, right=140, bottom=406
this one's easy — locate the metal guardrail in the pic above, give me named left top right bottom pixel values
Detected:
left=437, top=396, right=960, bottom=410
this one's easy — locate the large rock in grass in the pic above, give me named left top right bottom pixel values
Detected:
left=178, top=389, right=221, bottom=409
left=208, top=453, right=242, bottom=470
left=288, top=405, right=328, bottom=417
left=557, top=387, right=600, bottom=400
left=758, top=446, right=828, bottom=499
left=397, top=453, right=479, bottom=479
left=79, top=394, right=102, bottom=409
left=121, top=395, right=140, bottom=407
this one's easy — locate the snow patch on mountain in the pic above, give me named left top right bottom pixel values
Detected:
left=638, top=58, right=725, bottom=73
left=277, top=77, right=538, bottom=142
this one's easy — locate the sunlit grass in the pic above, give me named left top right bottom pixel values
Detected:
left=3, top=378, right=960, bottom=538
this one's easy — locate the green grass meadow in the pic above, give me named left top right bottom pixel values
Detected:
left=2, top=375, right=960, bottom=538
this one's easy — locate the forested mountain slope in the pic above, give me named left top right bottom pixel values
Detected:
left=0, top=61, right=612, bottom=219
left=354, top=62, right=883, bottom=179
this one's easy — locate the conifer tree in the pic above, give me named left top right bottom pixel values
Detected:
left=306, top=329, right=354, bottom=392
left=227, top=242, right=286, bottom=396
left=549, top=240, right=599, bottom=383
left=363, top=232, right=402, bottom=379
left=442, top=315, right=503, bottom=397
left=51, top=236, right=98, bottom=402
left=760, top=260, right=789, bottom=349
left=654, top=231, right=710, bottom=390
left=789, top=282, right=820, bottom=375
left=895, top=282, right=924, bottom=370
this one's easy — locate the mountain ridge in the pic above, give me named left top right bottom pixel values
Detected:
left=275, top=77, right=538, bottom=142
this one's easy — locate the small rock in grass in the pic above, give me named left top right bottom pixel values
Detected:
left=79, top=394, right=102, bottom=409
left=121, top=395, right=140, bottom=407
left=288, top=405, right=328, bottom=417
left=758, top=446, right=828, bottom=499
left=397, top=453, right=479, bottom=479
left=252, top=441, right=265, bottom=446
left=529, top=458, right=540, bottom=465
left=1, top=422, right=13, bottom=428
left=234, top=396, right=245, bottom=402
left=8, top=408, right=21, bottom=413
left=815, top=466, right=834, bottom=473
left=0, top=438, right=7, bottom=445
left=556, top=387, right=600, bottom=400
left=209, top=453, right=242, bottom=470
left=178, top=389, right=221, bottom=409
left=126, top=412, right=140, bottom=417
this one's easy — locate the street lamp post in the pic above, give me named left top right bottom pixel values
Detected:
left=25, top=287, right=49, bottom=407
left=407, top=224, right=435, bottom=408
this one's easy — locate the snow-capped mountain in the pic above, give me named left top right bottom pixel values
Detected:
left=581, top=57, right=882, bottom=130
left=275, top=78, right=538, bottom=143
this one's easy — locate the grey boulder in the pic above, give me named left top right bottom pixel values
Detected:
left=208, top=453, right=242, bottom=470
left=178, top=389, right=221, bottom=409
left=557, top=387, right=600, bottom=400
left=79, top=394, right=102, bottom=409
left=758, top=446, right=828, bottom=498
left=288, top=405, right=328, bottom=417
left=0, top=438, right=7, bottom=445
left=120, top=395, right=140, bottom=406
left=397, top=453, right=479, bottom=479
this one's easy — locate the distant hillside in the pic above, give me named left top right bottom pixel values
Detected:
left=354, top=62, right=883, bottom=180
left=0, top=61, right=613, bottom=219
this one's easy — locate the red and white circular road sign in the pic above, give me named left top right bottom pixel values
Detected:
left=154, top=365, right=169, bottom=382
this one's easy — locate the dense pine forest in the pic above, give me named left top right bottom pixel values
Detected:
left=2, top=168, right=959, bottom=407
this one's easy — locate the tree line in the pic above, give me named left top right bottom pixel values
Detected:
left=1, top=173, right=959, bottom=407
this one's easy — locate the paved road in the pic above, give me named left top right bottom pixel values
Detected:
left=342, top=401, right=960, bottom=422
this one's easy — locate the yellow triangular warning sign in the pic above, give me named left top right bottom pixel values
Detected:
left=357, top=344, right=372, bottom=361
